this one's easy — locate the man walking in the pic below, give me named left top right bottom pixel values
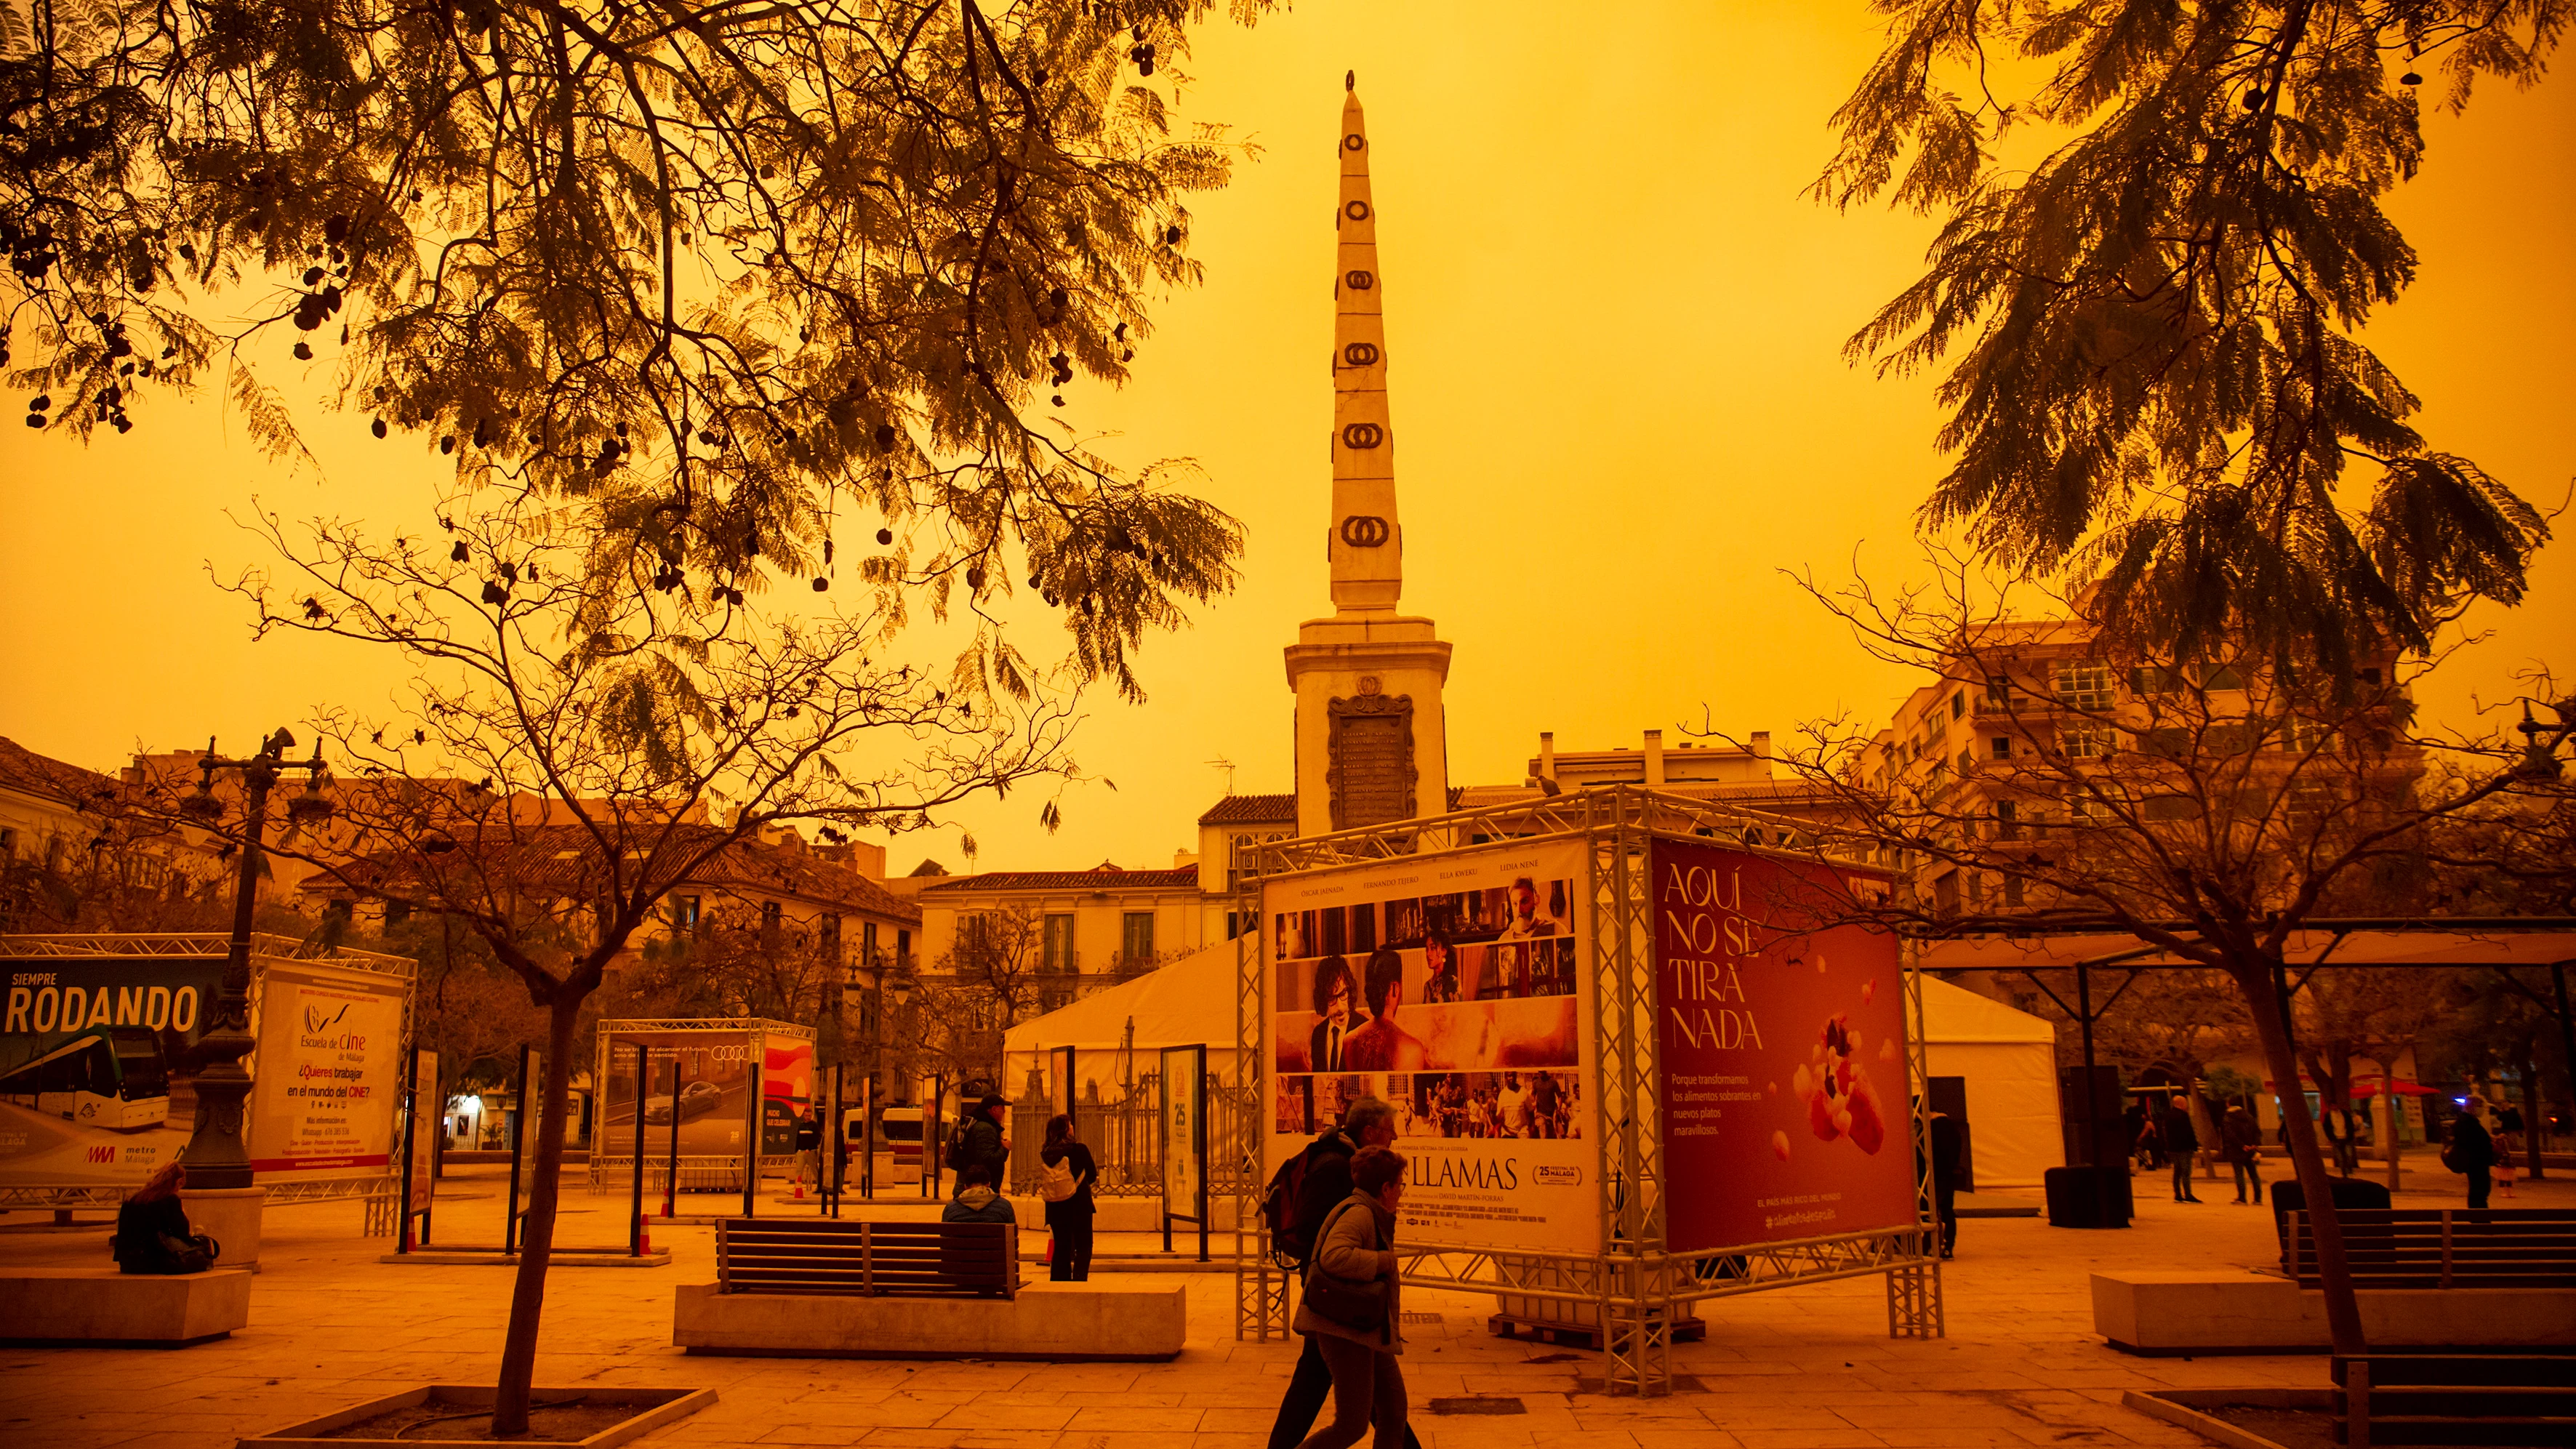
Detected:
left=2162, top=1095, right=2204, bottom=1203
left=2451, top=1099, right=2497, bottom=1210
left=2220, top=1101, right=2263, bottom=1205
left=1267, top=1098, right=1422, bottom=1449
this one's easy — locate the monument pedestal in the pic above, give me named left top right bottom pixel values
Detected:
left=180, top=1185, right=268, bottom=1271
left=1285, top=613, right=1451, bottom=839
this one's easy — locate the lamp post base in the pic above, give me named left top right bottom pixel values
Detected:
left=180, top=1186, right=269, bottom=1272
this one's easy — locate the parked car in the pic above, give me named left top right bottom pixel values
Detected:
left=643, top=1079, right=724, bottom=1124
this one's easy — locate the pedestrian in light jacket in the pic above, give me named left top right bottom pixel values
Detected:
left=1292, top=1146, right=1409, bottom=1449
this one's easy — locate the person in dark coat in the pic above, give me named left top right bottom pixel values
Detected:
left=1038, top=1112, right=1098, bottom=1282
left=2122, top=1101, right=2154, bottom=1171
left=1927, top=1109, right=1965, bottom=1258
left=113, top=1163, right=212, bottom=1274
left=2451, top=1100, right=2497, bottom=1210
left=952, top=1094, right=1009, bottom=1197
left=2162, top=1096, right=2204, bottom=1203
left=940, top=1163, right=1017, bottom=1224
left=1267, top=1099, right=1421, bottom=1449
left=2221, top=1101, right=2264, bottom=1205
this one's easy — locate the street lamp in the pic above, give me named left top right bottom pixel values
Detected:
left=2511, top=699, right=2569, bottom=784
left=176, top=728, right=332, bottom=1188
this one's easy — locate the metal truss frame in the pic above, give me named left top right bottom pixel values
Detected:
left=1229, top=785, right=1943, bottom=1394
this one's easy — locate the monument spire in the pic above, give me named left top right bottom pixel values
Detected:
left=1328, top=75, right=1401, bottom=614
left=1286, top=73, right=1450, bottom=838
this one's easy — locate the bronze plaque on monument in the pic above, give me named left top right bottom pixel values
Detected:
left=1328, top=694, right=1415, bottom=830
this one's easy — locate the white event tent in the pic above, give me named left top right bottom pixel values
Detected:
left=1918, top=976, right=2063, bottom=1188
left=999, top=939, right=1246, bottom=1102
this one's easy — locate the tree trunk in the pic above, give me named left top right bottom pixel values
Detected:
left=491, top=996, right=582, bottom=1437
left=2236, top=963, right=2366, bottom=1357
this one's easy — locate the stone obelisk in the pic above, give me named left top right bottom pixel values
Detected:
left=1285, top=75, right=1453, bottom=838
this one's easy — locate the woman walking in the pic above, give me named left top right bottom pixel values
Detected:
left=1294, top=1146, right=1410, bottom=1449
left=1038, top=1113, right=1099, bottom=1282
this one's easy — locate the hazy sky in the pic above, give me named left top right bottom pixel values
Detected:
left=3, top=1, right=2569, bottom=878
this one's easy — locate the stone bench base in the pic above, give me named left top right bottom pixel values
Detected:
left=0, top=1269, right=252, bottom=1347
left=2093, top=1269, right=2576, bottom=1354
left=674, top=1280, right=1185, bottom=1360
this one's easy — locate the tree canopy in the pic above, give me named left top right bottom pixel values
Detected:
left=1818, top=0, right=2561, bottom=681
left=4, top=0, right=1257, bottom=697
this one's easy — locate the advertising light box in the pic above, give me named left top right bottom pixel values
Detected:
left=1262, top=838, right=1598, bottom=1255
left=1648, top=836, right=1914, bottom=1254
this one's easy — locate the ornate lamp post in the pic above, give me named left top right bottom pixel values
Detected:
left=177, top=728, right=332, bottom=1187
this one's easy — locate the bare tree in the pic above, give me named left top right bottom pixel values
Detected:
left=149, top=485, right=1116, bottom=1432
left=1733, top=553, right=2569, bottom=1359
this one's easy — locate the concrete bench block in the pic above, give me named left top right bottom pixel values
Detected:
left=0, top=1269, right=252, bottom=1347
left=2093, top=1269, right=2576, bottom=1354
left=673, top=1279, right=1185, bottom=1360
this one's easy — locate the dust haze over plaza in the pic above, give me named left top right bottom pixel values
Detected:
left=3, top=1, right=2576, bottom=1445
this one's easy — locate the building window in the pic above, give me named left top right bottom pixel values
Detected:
left=675, top=894, right=702, bottom=929
left=1991, top=736, right=2013, bottom=760
left=385, top=898, right=413, bottom=928
left=1932, top=871, right=1960, bottom=918
left=2060, top=721, right=2116, bottom=759
left=857, top=919, right=876, bottom=968
left=1950, top=691, right=1966, bottom=720
left=0, top=826, right=15, bottom=857
left=2053, top=660, right=2116, bottom=713
left=822, top=915, right=843, bottom=968
left=896, top=928, right=911, bottom=971
left=1994, top=800, right=2019, bottom=840
left=1043, top=913, right=1075, bottom=972
left=1122, top=911, right=1155, bottom=966
left=1983, top=676, right=2012, bottom=711
left=2002, top=876, right=2025, bottom=907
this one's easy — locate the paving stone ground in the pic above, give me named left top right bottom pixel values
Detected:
left=4, top=1162, right=2560, bottom=1449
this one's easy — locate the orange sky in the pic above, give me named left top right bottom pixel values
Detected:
left=3, top=1, right=2569, bottom=876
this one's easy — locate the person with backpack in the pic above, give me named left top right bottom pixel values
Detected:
left=2447, top=1099, right=2497, bottom=1209
left=1291, top=1146, right=1411, bottom=1449
left=1038, top=1112, right=1098, bottom=1281
left=950, top=1094, right=1009, bottom=1197
left=1264, top=1098, right=1422, bottom=1449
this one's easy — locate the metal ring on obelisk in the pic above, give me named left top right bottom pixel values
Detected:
left=1341, top=423, right=1384, bottom=449
left=1344, top=270, right=1374, bottom=289
left=1344, top=135, right=1365, bottom=151
left=1345, top=201, right=1371, bottom=220
left=1339, top=515, right=1390, bottom=547
left=1342, top=342, right=1380, bottom=367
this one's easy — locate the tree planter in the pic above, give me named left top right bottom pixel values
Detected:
left=238, top=1386, right=714, bottom=1448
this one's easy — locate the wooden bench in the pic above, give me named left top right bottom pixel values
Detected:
left=715, top=1218, right=1019, bottom=1299
left=2284, top=1209, right=2576, bottom=1289
left=676, top=1217, right=1184, bottom=1360
left=2332, top=1352, right=2576, bottom=1446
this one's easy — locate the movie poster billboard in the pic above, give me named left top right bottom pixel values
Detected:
left=1648, top=835, right=1914, bottom=1253
left=248, top=966, right=408, bottom=1181
left=598, top=1024, right=814, bottom=1164
left=1, top=955, right=222, bottom=1187
left=1264, top=838, right=1597, bottom=1254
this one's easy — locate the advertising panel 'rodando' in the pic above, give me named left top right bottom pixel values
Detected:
left=1, top=955, right=221, bottom=1187
left=1650, top=836, right=1914, bottom=1254
left=1264, top=838, right=1598, bottom=1254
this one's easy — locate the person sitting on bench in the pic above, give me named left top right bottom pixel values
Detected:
left=942, top=1164, right=1016, bottom=1224
left=111, top=1163, right=219, bottom=1275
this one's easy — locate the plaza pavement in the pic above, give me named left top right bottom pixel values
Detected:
left=2, top=1162, right=2561, bottom=1449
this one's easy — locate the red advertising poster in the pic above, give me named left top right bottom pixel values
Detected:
left=1650, top=836, right=1914, bottom=1253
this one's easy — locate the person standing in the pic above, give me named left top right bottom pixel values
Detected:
left=1927, top=1109, right=1964, bottom=1258
left=2449, top=1099, right=2497, bottom=1210
left=1267, top=1100, right=1421, bottom=1449
left=1038, top=1113, right=1099, bottom=1281
left=2162, top=1095, right=2204, bottom=1203
left=952, top=1094, right=1011, bottom=1197
left=2220, top=1101, right=2264, bottom=1205
left=1293, top=1147, right=1411, bottom=1449
left=1530, top=1071, right=1562, bottom=1141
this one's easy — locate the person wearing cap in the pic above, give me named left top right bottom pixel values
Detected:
left=952, top=1093, right=1011, bottom=1198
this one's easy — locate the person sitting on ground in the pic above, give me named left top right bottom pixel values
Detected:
left=941, top=1164, right=1018, bottom=1224
left=112, top=1163, right=217, bottom=1275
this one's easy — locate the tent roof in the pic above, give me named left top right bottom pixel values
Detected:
left=1002, top=938, right=1240, bottom=1055
left=1919, top=976, right=2056, bottom=1045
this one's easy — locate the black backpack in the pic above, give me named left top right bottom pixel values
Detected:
left=1261, top=1140, right=1339, bottom=1268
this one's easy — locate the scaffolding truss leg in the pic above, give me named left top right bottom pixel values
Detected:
left=1885, top=1259, right=1945, bottom=1338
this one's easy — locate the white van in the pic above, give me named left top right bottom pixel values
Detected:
left=845, top=1104, right=925, bottom=1186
